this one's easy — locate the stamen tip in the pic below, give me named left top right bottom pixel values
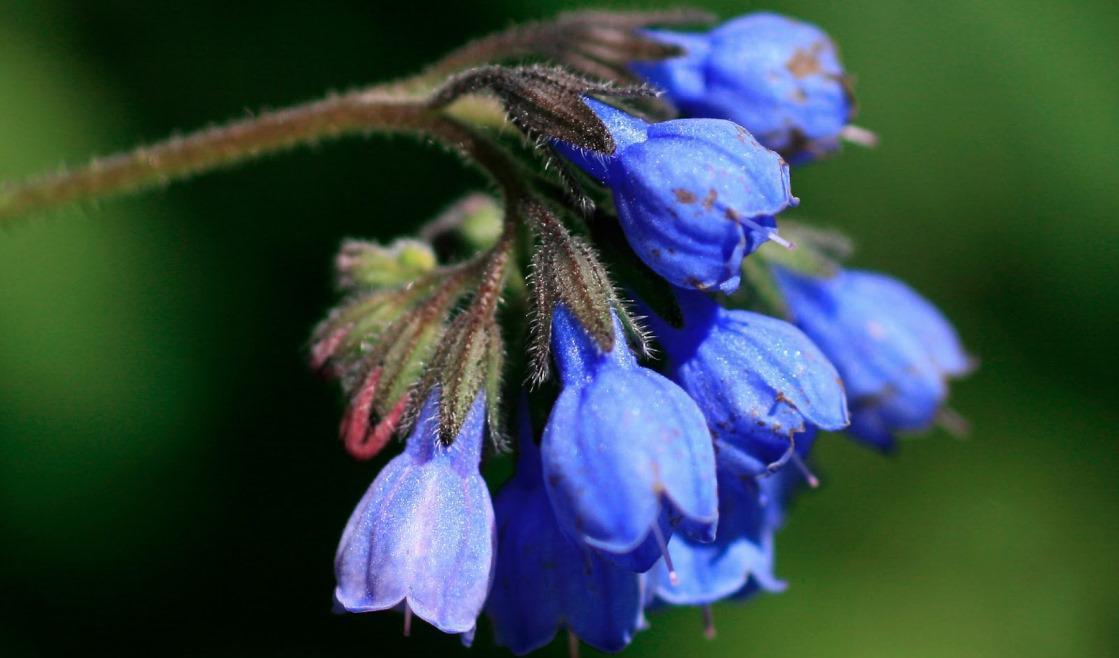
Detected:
left=652, top=524, right=679, bottom=584
left=768, top=231, right=796, bottom=251
left=791, top=452, right=820, bottom=489
left=936, top=406, right=972, bottom=439
left=567, top=628, right=581, bottom=658
left=403, top=601, right=413, bottom=637
left=701, top=605, right=717, bottom=639
left=840, top=124, right=880, bottom=148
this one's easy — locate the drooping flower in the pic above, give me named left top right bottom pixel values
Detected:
left=646, top=430, right=818, bottom=624
left=632, top=12, right=854, bottom=161
left=772, top=267, right=971, bottom=450
left=487, top=411, right=643, bottom=655
left=554, top=98, right=795, bottom=293
left=334, top=390, right=495, bottom=636
left=644, top=472, right=775, bottom=607
left=647, top=289, right=848, bottom=478
left=726, top=429, right=820, bottom=602
left=542, top=306, right=719, bottom=570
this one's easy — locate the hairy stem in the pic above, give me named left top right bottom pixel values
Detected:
left=0, top=88, right=505, bottom=224
left=0, top=9, right=711, bottom=225
left=420, top=115, right=531, bottom=204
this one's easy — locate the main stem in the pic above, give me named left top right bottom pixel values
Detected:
left=0, top=88, right=504, bottom=223
left=0, top=9, right=703, bottom=225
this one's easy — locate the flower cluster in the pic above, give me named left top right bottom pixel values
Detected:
left=0, top=7, right=972, bottom=651
left=313, top=9, right=971, bottom=655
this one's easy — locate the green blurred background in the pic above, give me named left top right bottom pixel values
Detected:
left=1, top=1, right=1116, bottom=656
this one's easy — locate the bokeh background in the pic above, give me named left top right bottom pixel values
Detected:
left=1, top=1, right=1116, bottom=656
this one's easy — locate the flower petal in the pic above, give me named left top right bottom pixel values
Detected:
left=333, top=392, right=495, bottom=634
left=773, top=267, right=967, bottom=446
left=543, top=308, right=718, bottom=554
left=488, top=434, right=642, bottom=654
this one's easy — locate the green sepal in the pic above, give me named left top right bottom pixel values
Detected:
left=309, top=283, right=434, bottom=373
left=429, top=311, right=494, bottom=445
left=372, top=311, right=446, bottom=415
left=528, top=232, right=616, bottom=382
left=483, top=323, right=507, bottom=451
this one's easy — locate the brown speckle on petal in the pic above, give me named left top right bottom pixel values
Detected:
left=702, top=188, right=717, bottom=210
left=685, top=276, right=709, bottom=291
left=786, top=42, right=826, bottom=79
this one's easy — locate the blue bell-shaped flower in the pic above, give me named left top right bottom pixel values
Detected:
left=648, top=289, right=848, bottom=478
left=334, top=390, right=495, bottom=635
left=555, top=99, right=795, bottom=293
left=487, top=412, right=643, bottom=655
left=645, top=429, right=821, bottom=623
left=632, top=12, right=854, bottom=162
left=726, top=430, right=821, bottom=603
left=644, top=472, right=774, bottom=607
left=542, top=306, right=719, bottom=570
left=772, top=267, right=971, bottom=450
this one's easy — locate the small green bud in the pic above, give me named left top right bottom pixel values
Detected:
left=419, top=194, right=505, bottom=252
left=313, top=235, right=485, bottom=459
left=335, top=238, right=437, bottom=290
left=458, top=198, right=504, bottom=252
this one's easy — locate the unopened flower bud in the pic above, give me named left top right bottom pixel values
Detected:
left=542, top=307, right=718, bottom=570
left=773, top=267, right=971, bottom=450
left=487, top=409, right=642, bottom=654
left=646, top=289, right=848, bottom=478
left=554, top=98, right=795, bottom=293
left=335, top=238, right=437, bottom=290
left=632, top=12, right=855, bottom=162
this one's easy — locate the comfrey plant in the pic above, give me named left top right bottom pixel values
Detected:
left=0, top=8, right=972, bottom=655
